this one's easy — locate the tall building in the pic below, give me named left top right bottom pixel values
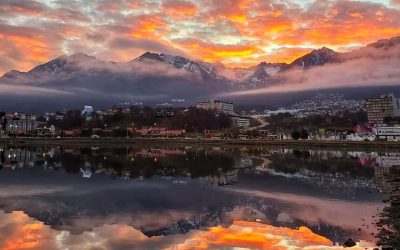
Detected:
left=196, top=100, right=235, bottom=115
left=365, top=94, right=400, bottom=124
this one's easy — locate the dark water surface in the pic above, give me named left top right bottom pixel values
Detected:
left=0, top=146, right=397, bottom=250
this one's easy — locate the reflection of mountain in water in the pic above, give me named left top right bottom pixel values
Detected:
left=256, top=167, right=376, bottom=194
left=140, top=196, right=356, bottom=245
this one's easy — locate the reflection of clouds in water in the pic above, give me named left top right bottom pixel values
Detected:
left=0, top=211, right=376, bottom=250
left=58, top=210, right=194, bottom=233
left=0, top=185, right=72, bottom=198
left=168, top=221, right=376, bottom=250
left=2, top=182, right=170, bottom=198
left=0, top=211, right=56, bottom=250
left=222, top=187, right=383, bottom=241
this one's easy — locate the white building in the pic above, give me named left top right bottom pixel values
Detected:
left=36, top=125, right=56, bottom=136
left=373, top=126, right=400, bottom=141
left=81, top=105, right=94, bottom=116
left=231, top=117, right=251, bottom=129
left=346, top=134, right=376, bottom=142
left=196, top=100, right=235, bottom=115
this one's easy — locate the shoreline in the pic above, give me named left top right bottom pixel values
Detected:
left=1, top=137, right=400, bottom=150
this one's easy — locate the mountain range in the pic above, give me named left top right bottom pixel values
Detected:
left=0, top=36, right=399, bottom=112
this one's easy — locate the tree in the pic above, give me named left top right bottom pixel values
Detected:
left=299, top=129, right=309, bottom=139
left=37, top=116, right=47, bottom=122
left=80, top=129, right=92, bottom=137
left=291, top=130, right=300, bottom=140
left=57, top=110, right=83, bottom=129
left=230, top=123, right=240, bottom=139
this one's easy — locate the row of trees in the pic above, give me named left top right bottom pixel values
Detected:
left=51, top=107, right=232, bottom=133
left=266, top=111, right=368, bottom=134
left=0, top=112, right=5, bottom=130
left=291, top=129, right=309, bottom=140
left=48, top=148, right=238, bottom=179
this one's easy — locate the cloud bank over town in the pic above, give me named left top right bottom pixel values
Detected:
left=228, top=39, right=400, bottom=95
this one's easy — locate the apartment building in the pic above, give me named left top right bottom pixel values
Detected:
left=196, top=100, right=235, bottom=115
left=365, top=94, right=400, bottom=124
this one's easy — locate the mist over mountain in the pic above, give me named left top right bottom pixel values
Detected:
left=0, top=36, right=399, bottom=112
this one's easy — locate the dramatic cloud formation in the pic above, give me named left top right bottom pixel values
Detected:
left=0, top=211, right=377, bottom=250
left=0, top=0, right=399, bottom=75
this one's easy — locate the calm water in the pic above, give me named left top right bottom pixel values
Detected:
left=0, top=146, right=397, bottom=250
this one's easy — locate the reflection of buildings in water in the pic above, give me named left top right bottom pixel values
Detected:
left=357, top=154, right=377, bottom=168
left=239, top=156, right=253, bottom=168
left=135, top=148, right=185, bottom=158
left=311, top=150, right=345, bottom=160
left=199, top=169, right=238, bottom=187
left=0, top=147, right=65, bottom=171
left=376, top=155, right=400, bottom=168
left=0, top=148, right=4, bottom=166
left=347, top=151, right=377, bottom=158
left=355, top=152, right=400, bottom=169
left=80, top=168, right=93, bottom=178
left=81, top=162, right=93, bottom=178
left=373, top=154, right=400, bottom=192
left=0, top=148, right=37, bottom=169
left=211, top=146, right=223, bottom=151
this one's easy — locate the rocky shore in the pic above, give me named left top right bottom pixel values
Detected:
left=377, top=166, right=400, bottom=249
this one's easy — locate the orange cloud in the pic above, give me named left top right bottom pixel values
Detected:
left=129, top=15, right=169, bottom=39
left=263, top=47, right=313, bottom=64
left=174, top=39, right=262, bottom=65
left=0, top=0, right=400, bottom=74
left=162, top=1, right=198, bottom=16
left=0, top=27, right=61, bottom=74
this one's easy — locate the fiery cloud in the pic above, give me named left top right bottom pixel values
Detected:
left=162, top=1, right=198, bottom=16
left=0, top=0, right=399, bottom=75
left=0, top=211, right=377, bottom=250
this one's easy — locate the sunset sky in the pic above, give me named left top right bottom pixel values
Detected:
left=0, top=0, right=400, bottom=75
